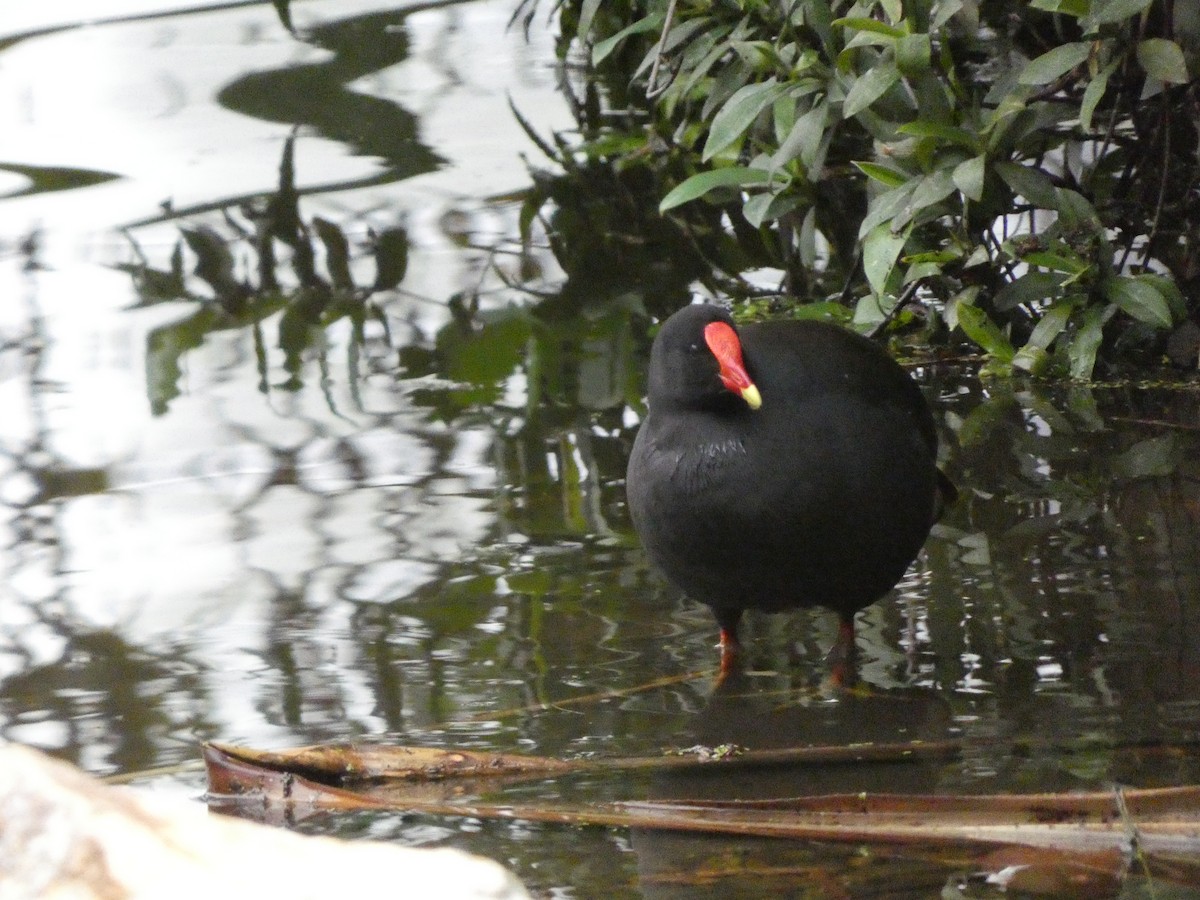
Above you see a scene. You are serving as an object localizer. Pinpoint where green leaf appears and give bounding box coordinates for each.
[956,303,1015,362]
[1020,250,1090,276]
[854,291,898,327]
[897,121,979,151]
[577,0,603,41]
[592,13,662,66]
[995,161,1057,207]
[1105,275,1175,328]
[895,34,932,78]
[1028,301,1074,349]
[1090,0,1154,26]
[702,61,758,122]
[1080,60,1119,132]
[1055,189,1101,228]
[661,17,713,55]
[1068,305,1111,379]
[671,25,738,99]
[1010,345,1052,375]
[1136,274,1187,320]
[994,271,1063,311]
[903,260,944,282]
[729,40,783,71]
[742,192,773,229]
[830,16,906,38]
[743,190,802,228]
[639,19,716,82]
[1019,43,1091,85]
[1031,0,1089,14]
[798,206,818,268]
[773,95,797,144]
[1012,303,1073,374]
[853,161,908,187]
[803,0,836,49]
[904,248,963,266]
[772,101,829,170]
[932,0,965,29]
[659,167,772,212]
[1137,39,1190,84]
[858,179,920,238]
[963,245,991,268]
[843,61,900,117]
[897,170,957,227]
[703,79,790,161]
[863,223,908,296]
[952,155,986,202]
[943,286,980,333]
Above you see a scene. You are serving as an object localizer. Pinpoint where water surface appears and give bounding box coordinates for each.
[2,3,1200,897]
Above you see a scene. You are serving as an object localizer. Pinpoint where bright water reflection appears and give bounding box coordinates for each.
[2,2,1200,897]
[1,0,576,763]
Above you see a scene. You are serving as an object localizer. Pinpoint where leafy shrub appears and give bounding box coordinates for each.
[533,0,1200,377]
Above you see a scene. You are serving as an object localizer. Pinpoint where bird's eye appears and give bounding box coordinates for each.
[687,342,701,353]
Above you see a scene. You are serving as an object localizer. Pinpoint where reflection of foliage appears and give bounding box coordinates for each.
[941,379,1199,578]
[0,629,216,772]
[932,379,1200,689]
[397,288,645,544]
[514,110,720,315]
[403,291,644,415]
[530,0,1200,377]
[224,4,442,177]
[0,163,121,201]
[271,0,294,35]
[900,379,1200,792]
[121,135,407,414]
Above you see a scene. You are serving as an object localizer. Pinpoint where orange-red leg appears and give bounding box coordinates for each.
[718,626,742,680]
[828,617,857,688]
[712,607,745,683]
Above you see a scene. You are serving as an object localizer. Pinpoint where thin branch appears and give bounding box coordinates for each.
[866,279,925,340]
[1142,93,1173,267]
[463,669,711,722]
[1106,415,1200,433]
[644,0,680,99]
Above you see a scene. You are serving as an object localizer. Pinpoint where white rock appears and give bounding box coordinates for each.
[0,744,530,900]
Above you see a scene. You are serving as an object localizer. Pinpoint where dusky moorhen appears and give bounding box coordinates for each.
[626,304,953,676]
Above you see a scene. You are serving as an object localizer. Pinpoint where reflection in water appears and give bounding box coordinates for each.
[126,133,411,412]
[642,677,953,809]
[3,2,1200,897]
[0,163,121,201]
[218,7,442,179]
[929,382,1200,790]
[631,681,952,899]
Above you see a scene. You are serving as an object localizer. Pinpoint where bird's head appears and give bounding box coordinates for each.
[647,305,762,411]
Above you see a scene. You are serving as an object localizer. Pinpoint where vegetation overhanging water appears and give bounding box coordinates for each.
[1,2,1200,896]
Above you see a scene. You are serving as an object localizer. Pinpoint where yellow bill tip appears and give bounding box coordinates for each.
[741,384,763,410]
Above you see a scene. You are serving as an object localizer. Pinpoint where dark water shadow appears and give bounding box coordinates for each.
[625,675,951,897]
[217,6,444,181]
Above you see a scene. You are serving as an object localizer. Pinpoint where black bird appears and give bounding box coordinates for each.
[626,304,953,677]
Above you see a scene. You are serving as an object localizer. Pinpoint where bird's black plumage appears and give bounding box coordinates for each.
[626,304,950,672]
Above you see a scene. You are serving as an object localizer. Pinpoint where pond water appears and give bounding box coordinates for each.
[3,2,1200,897]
